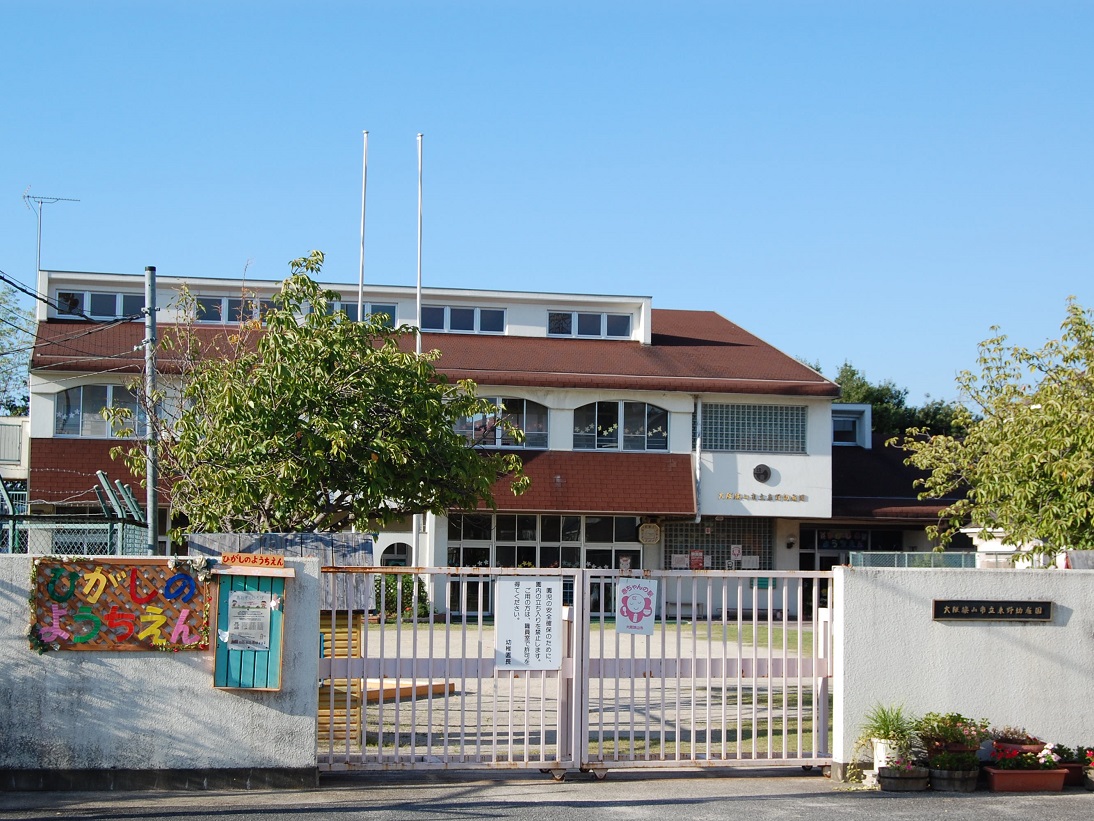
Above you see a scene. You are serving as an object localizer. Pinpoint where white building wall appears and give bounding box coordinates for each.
[833,566,1094,770]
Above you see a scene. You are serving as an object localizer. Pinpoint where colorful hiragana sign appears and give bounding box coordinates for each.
[29,558,211,652]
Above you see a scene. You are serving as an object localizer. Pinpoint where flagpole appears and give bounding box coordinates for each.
[413,132,424,567]
[357,130,369,321]
[416,132,423,356]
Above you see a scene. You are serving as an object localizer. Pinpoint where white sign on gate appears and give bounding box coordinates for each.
[616,578,658,635]
[495,578,563,670]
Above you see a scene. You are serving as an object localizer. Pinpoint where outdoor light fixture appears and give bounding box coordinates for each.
[786,536,796,550]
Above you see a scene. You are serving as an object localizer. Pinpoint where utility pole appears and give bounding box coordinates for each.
[144,266,159,554]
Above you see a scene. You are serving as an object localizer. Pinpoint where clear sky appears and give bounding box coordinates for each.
[3,1,1092,403]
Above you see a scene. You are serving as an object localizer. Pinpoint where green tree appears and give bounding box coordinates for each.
[893,299,1094,554]
[834,361,965,439]
[110,251,528,533]
[0,285,34,415]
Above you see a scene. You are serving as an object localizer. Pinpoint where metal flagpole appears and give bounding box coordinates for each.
[413,133,424,566]
[357,130,369,321]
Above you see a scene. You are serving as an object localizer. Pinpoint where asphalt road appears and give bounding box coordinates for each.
[2,769,1092,821]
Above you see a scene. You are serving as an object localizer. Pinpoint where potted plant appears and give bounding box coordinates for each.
[991,725,1044,754]
[857,703,917,774]
[928,750,980,792]
[1084,747,1094,791]
[1053,745,1087,787]
[877,754,930,792]
[914,712,991,754]
[985,741,1067,792]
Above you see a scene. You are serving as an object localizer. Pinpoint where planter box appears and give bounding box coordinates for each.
[984,767,1066,793]
[877,766,929,792]
[1062,762,1085,787]
[929,768,979,792]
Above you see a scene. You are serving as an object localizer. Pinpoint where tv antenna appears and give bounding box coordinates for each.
[23,187,80,275]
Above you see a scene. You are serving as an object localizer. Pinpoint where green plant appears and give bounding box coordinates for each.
[928,751,979,771]
[374,574,431,619]
[992,725,1040,745]
[860,703,916,744]
[990,742,1060,770]
[914,712,991,747]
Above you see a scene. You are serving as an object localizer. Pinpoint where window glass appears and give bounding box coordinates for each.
[595,401,619,449]
[462,514,493,541]
[606,314,631,337]
[421,306,445,330]
[495,545,517,567]
[227,298,249,323]
[562,516,582,541]
[496,515,516,541]
[259,299,277,321]
[55,388,82,435]
[500,398,523,447]
[370,304,396,327]
[577,313,602,336]
[585,516,614,542]
[121,294,145,316]
[90,293,117,317]
[623,402,648,451]
[523,401,548,448]
[448,513,463,540]
[541,516,561,543]
[833,417,858,443]
[58,292,84,315]
[450,307,475,331]
[548,312,572,335]
[196,297,222,322]
[614,517,639,542]
[480,309,504,333]
[646,405,669,450]
[517,515,537,541]
[80,385,109,437]
[573,403,597,449]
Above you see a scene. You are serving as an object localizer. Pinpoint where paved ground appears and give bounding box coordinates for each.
[1,768,1091,821]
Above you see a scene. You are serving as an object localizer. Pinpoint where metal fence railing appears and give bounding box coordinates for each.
[0,517,149,555]
[849,551,980,569]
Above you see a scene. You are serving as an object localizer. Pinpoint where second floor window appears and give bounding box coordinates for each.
[54,385,146,438]
[57,291,145,319]
[422,305,505,334]
[573,401,669,451]
[454,398,549,448]
[195,296,277,323]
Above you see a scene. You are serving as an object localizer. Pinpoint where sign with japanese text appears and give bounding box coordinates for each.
[225,589,273,650]
[616,578,658,636]
[220,553,285,569]
[30,558,210,652]
[933,600,1053,622]
[495,577,562,671]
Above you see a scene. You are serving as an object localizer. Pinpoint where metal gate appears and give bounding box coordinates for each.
[317,567,832,777]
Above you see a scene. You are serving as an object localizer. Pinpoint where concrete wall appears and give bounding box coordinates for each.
[0,556,319,782]
[833,566,1094,767]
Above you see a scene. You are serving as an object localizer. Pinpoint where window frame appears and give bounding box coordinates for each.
[547,310,632,339]
[455,397,549,449]
[54,384,147,438]
[56,290,145,320]
[573,401,669,451]
[420,305,506,334]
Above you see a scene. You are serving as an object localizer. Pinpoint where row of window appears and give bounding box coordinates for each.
[448,513,642,545]
[54,292,633,340]
[49,383,814,461]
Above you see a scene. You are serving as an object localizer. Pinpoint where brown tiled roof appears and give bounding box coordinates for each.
[832,434,962,521]
[31,310,838,396]
[483,451,696,515]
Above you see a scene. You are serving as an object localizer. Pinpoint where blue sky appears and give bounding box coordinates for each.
[3,1,1092,403]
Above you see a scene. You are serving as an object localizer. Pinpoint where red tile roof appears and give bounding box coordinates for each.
[31,309,838,396]
[484,451,696,515]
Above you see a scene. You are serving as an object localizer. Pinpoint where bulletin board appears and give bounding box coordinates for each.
[213,564,293,690]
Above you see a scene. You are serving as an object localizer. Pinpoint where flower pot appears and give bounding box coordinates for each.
[871,738,900,769]
[984,767,1066,792]
[1061,762,1085,787]
[1084,768,1094,791]
[929,768,979,792]
[877,766,930,791]
[993,741,1045,754]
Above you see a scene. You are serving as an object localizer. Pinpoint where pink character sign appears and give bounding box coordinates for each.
[615,579,658,635]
